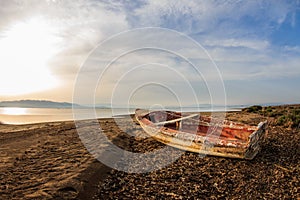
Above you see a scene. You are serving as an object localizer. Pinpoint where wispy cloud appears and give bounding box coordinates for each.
[203,39,270,51]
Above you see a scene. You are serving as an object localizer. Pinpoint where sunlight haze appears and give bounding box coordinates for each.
[0,0,299,106]
[0,17,59,95]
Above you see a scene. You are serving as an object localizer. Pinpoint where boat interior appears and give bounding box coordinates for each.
[144,111,256,141]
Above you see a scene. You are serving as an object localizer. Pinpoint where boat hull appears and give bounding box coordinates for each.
[135,109,267,160]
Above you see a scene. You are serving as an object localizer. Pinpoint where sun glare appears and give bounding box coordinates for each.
[0,17,60,96]
[1,107,28,115]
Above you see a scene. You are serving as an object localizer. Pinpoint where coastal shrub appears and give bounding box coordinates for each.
[266,107,273,113]
[275,108,300,128]
[292,109,300,116]
[291,113,300,128]
[269,110,284,117]
[277,115,287,126]
[243,105,263,113]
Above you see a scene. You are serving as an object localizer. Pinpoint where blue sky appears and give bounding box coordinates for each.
[0,0,299,106]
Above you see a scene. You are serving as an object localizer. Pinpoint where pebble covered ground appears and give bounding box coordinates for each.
[94,109,299,199]
[0,105,299,199]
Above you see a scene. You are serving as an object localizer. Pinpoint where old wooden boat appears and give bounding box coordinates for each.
[135,109,267,159]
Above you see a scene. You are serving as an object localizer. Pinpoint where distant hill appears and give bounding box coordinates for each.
[0,100,83,108]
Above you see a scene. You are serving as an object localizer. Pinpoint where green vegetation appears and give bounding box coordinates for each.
[276,112,300,128]
[290,109,300,128]
[268,110,284,117]
[277,115,287,126]
[265,107,273,113]
[274,108,300,128]
[244,105,300,128]
[242,105,263,113]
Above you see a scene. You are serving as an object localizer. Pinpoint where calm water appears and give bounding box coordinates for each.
[0,107,241,125]
[0,107,135,124]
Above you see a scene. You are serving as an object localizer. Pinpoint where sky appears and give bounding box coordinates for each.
[0,0,300,107]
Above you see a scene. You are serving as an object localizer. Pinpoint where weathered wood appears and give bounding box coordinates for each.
[154,114,199,125]
[135,109,268,160]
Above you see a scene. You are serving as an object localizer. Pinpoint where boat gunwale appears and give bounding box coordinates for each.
[135,109,268,160]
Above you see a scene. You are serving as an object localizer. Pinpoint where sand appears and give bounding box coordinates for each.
[0,106,299,199]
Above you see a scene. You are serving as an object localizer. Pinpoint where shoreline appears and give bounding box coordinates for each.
[1,103,300,125]
[0,106,245,125]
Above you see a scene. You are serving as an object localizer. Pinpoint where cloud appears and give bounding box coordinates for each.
[203,39,270,51]
[1,0,299,105]
[0,1,132,105]
[129,0,297,36]
[115,0,300,84]
[0,0,129,72]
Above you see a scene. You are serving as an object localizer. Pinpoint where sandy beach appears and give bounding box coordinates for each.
[0,105,299,199]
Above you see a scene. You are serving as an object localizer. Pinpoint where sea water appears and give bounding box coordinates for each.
[0,107,134,124]
[0,106,241,125]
